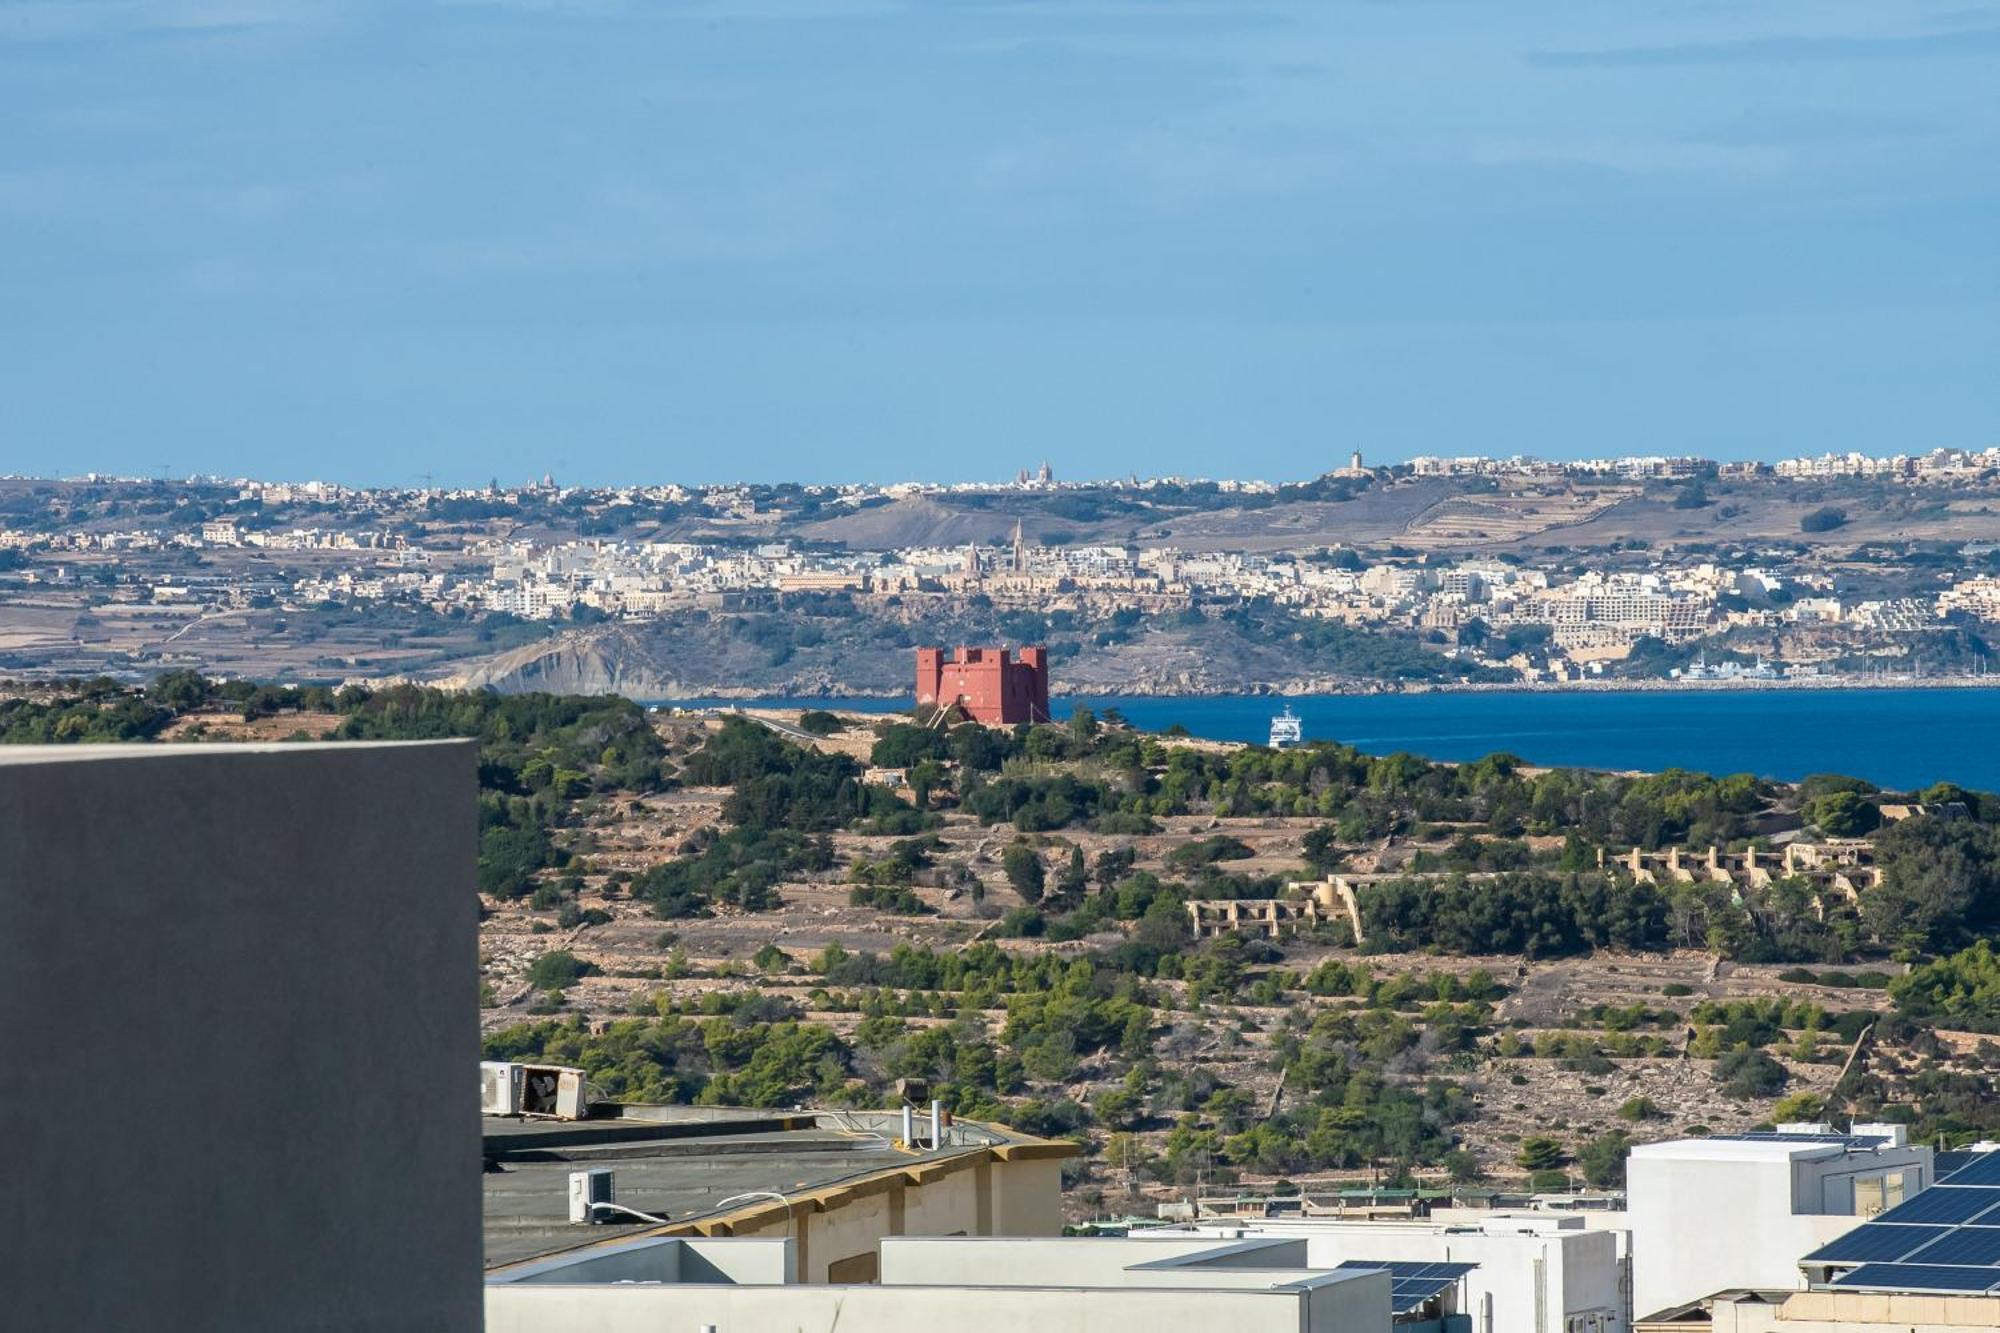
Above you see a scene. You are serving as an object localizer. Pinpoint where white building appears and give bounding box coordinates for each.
[1360,565,1430,601]
[486,1233,1396,1333]
[1533,573,1713,646]
[1628,1128,1934,1321]
[1173,1212,1628,1333]
[1939,576,2000,622]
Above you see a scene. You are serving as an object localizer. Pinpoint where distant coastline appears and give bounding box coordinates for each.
[660,673,2000,702]
[654,684,2000,788]
[1348,674,2000,697]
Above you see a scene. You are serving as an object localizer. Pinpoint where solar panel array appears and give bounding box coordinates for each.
[1707,1131,1885,1147]
[1805,1163,2000,1295]
[1831,1263,2000,1295]
[1334,1260,1479,1313]
[1936,1150,1982,1181]
[1945,1153,2000,1187]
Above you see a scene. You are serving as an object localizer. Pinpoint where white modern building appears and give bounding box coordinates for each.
[486,1234,1399,1333]
[1628,1128,1934,1320]
[1172,1213,1628,1333]
[1633,1149,2000,1331]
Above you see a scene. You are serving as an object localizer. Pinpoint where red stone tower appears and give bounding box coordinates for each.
[914,645,1050,724]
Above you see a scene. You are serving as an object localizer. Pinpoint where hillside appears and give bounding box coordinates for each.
[439,606,1495,699]
[10,676,2000,1215]
[694,475,2000,555]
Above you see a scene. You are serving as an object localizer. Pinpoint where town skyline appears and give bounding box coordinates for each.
[12,449,2000,701]
[16,437,2000,494]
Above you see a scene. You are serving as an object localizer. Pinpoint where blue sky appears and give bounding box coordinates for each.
[1,1,1996,487]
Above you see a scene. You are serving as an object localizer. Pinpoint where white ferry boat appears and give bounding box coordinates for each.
[1268,705,1304,748]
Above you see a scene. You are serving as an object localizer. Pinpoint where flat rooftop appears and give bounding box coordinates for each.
[1630,1133,1900,1163]
[0,740,465,763]
[482,1106,1069,1269]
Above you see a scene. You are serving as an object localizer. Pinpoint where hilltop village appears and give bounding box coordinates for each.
[8,448,2000,694]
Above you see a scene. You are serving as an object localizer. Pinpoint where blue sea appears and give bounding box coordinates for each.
[657,688,2000,792]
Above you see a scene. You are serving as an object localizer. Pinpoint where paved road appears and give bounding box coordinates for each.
[741,712,820,745]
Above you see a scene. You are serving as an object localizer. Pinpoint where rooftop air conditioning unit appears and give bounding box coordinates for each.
[1851,1122,1909,1147]
[481,1061,524,1116]
[521,1064,589,1120]
[569,1168,615,1224]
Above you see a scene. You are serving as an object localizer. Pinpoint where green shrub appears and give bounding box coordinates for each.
[1167,835,1255,869]
[1715,1045,1788,1098]
[849,884,932,915]
[1003,844,1045,903]
[1517,1136,1565,1171]
[527,950,593,989]
[1576,1131,1633,1188]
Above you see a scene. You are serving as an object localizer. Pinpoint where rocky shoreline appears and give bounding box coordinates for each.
[428,623,2000,702]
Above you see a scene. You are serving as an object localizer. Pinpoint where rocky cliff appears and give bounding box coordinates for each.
[429,610,1451,700]
[444,629,693,698]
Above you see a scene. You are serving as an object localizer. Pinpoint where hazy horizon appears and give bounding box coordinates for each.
[3,1,1996,489]
[6,442,1985,494]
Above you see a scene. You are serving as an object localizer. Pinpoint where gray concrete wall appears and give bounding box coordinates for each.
[1306,1270,1396,1333]
[0,742,481,1332]
[495,1236,795,1286]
